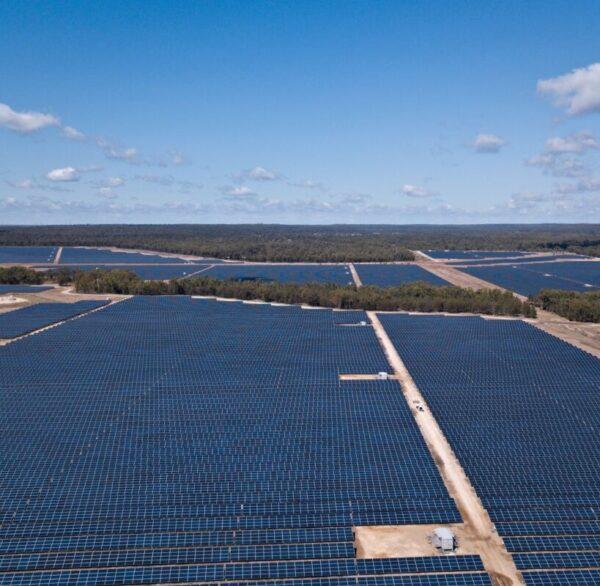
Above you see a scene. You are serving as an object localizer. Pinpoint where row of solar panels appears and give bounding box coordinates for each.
[0,299,471,584]
[457,261,600,295]
[0,301,108,339]
[379,314,600,580]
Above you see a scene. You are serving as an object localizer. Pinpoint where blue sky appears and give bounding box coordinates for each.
[1,0,600,224]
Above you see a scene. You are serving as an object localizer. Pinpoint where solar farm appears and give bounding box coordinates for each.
[354,265,449,287]
[0,244,600,584]
[456,262,600,296]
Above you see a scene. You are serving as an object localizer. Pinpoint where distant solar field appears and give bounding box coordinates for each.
[355,264,450,287]
[0,246,58,264]
[0,285,54,294]
[59,247,190,264]
[0,300,107,338]
[0,298,491,584]
[459,263,600,296]
[48,264,211,280]
[449,254,584,266]
[424,250,529,260]
[381,314,600,582]
[204,264,354,285]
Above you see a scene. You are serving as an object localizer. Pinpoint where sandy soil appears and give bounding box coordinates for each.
[349,263,363,287]
[418,261,512,293]
[366,311,523,585]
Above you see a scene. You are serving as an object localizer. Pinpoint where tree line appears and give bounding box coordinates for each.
[72,269,537,317]
[531,289,600,323]
[0,224,599,261]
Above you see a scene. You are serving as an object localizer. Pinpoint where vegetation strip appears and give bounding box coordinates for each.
[530,289,600,323]
[72,269,536,317]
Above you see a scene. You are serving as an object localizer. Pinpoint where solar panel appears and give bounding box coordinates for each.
[59,247,190,264]
[354,264,449,287]
[204,264,354,285]
[379,313,600,577]
[0,298,468,584]
[0,246,58,264]
[0,285,54,294]
[457,264,600,295]
[0,300,108,338]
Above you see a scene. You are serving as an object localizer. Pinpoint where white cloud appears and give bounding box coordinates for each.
[106,146,138,161]
[472,133,506,153]
[236,166,280,182]
[221,185,256,197]
[97,187,118,199]
[9,179,35,189]
[135,174,202,193]
[169,150,187,166]
[105,177,125,187]
[62,125,86,141]
[538,63,600,116]
[401,184,435,198]
[526,153,587,178]
[544,131,599,153]
[249,166,278,181]
[0,102,59,133]
[555,177,600,194]
[95,137,138,163]
[46,167,80,182]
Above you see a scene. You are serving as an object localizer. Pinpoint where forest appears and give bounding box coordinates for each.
[0,224,599,261]
[531,289,600,323]
[72,269,536,317]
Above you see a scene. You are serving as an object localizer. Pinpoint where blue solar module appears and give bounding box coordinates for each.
[0,567,492,586]
[522,261,600,288]
[0,285,54,294]
[457,264,600,295]
[47,264,210,280]
[505,535,600,552]
[449,254,584,266]
[0,246,57,264]
[515,552,600,570]
[355,264,450,287]
[523,570,600,584]
[59,247,190,264]
[0,297,465,583]
[204,264,354,285]
[424,250,528,260]
[379,313,600,576]
[0,300,108,339]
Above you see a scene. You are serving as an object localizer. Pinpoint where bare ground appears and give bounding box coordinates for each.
[348,263,363,287]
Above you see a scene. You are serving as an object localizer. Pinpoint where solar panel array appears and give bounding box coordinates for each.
[204,264,354,285]
[423,251,529,260]
[379,314,600,582]
[0,298,488,584]
[0,285,54,294]
[59,247,190,264]
[0,300,108,339]
[458,262,600,296]
[44,264,211,280]
[354,265,450,287]
[448,254,584,266]
[0,247,58,264]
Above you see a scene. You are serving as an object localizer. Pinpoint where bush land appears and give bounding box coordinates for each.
[72,269,537,317]
[531,289,600,323]
[1,224,599,261]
